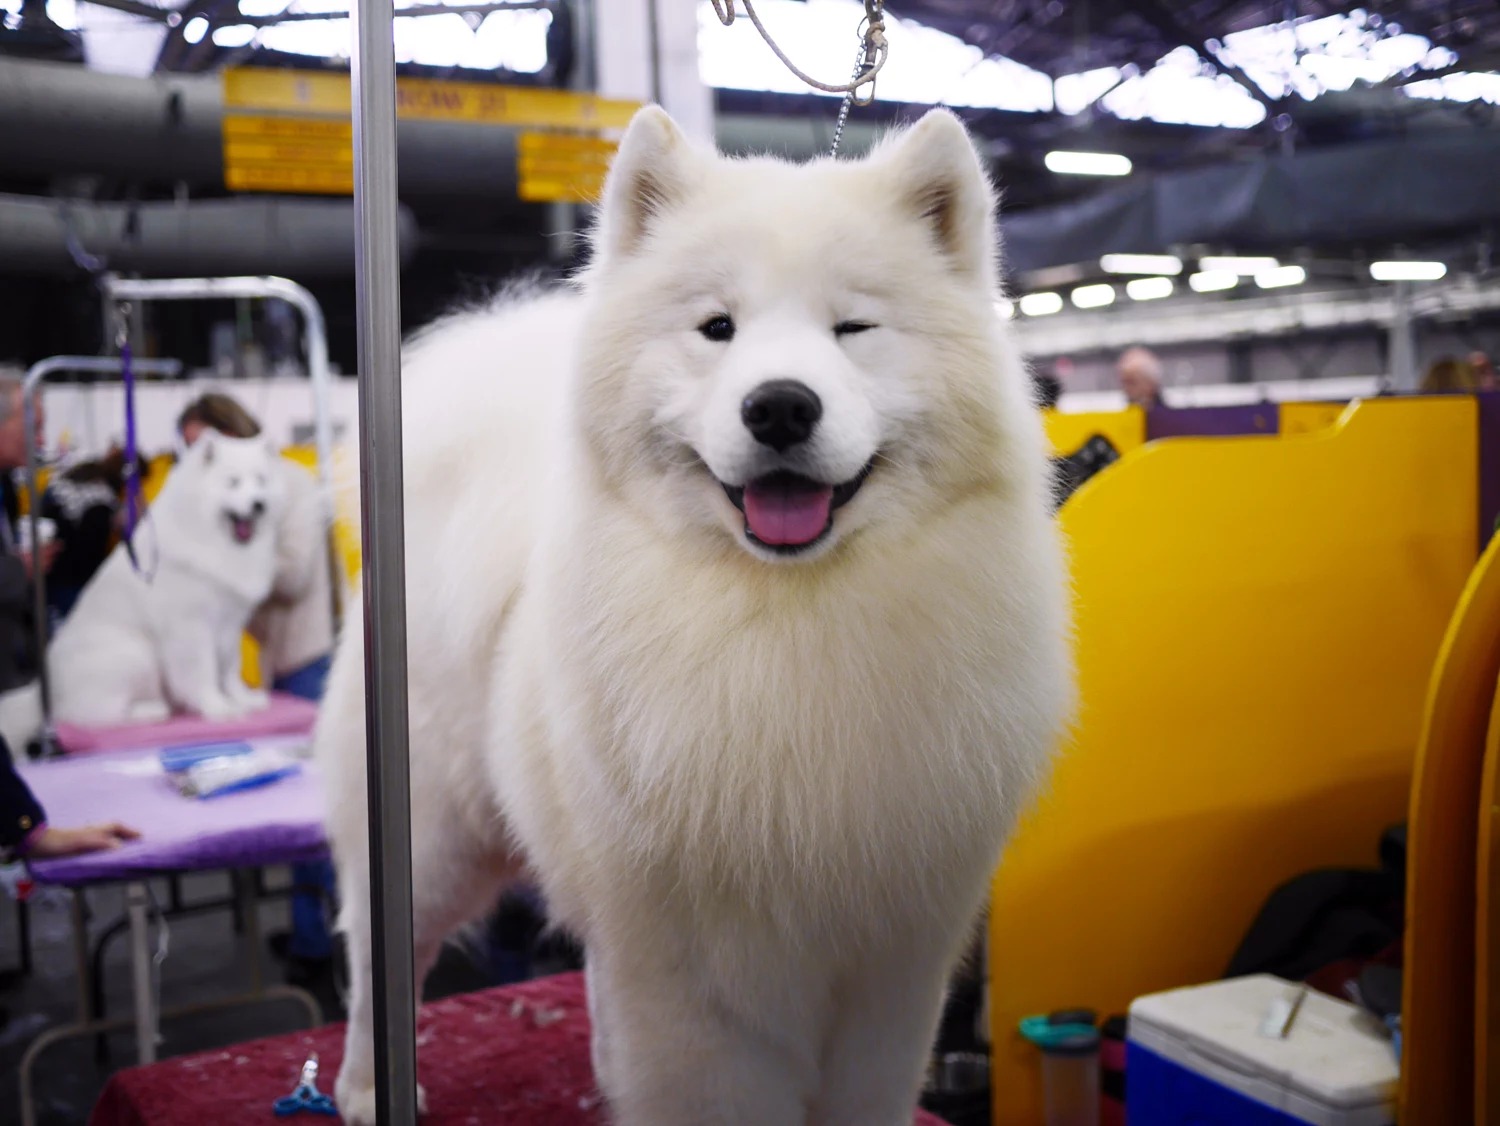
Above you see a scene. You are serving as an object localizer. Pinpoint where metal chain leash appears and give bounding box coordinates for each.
[707,0,889,157]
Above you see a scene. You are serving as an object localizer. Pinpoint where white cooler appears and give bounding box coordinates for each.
[1126,975,1397,1126]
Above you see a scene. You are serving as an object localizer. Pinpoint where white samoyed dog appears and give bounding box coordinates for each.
[318,106,1071,1126]
[0,433,281,749]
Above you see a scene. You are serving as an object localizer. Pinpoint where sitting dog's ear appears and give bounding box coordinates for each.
[872,109,999,289]
[594,106,701,262]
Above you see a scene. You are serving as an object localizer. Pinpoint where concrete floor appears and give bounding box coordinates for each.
[0,867,501,1126]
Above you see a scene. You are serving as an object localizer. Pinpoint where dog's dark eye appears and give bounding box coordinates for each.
[834,321,877,337]
[698,314,735,343]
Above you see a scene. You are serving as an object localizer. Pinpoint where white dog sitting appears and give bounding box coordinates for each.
[0,433,282,747]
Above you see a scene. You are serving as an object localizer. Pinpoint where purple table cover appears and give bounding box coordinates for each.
[20,741,329,887]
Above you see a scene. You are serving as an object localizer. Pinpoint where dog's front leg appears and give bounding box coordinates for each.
[218,627,269,712]
[585,936,819,1126]
[161,622,242,719]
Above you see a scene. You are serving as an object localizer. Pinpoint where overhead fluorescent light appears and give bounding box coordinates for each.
[183,15,209,42]
[1199,255,1280,275]
[1071,284,1117,309]
[1044,150,1133,176]
[1188,270,1239,293]
[995,300,1015,320]
[1126,277,1175,301]
[1255,265,1307,289]
[1101,253,1183,276]
[1018,292,1064,317]
[1369,260,1447,282]
[211,23,256,47]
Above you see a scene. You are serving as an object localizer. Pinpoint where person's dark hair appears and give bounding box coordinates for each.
[1032,370,1063,411]
[62,448,148,494]
[177,393,262,439]
[1420,357,1478,394]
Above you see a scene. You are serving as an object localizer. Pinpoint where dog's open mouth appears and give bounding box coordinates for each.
[721,462,873,553]
[227,513,258,544]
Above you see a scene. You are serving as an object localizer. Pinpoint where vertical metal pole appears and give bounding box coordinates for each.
[22,386,52,748]
[548,0,595,262]
[350,0,418,1122]
[126,882,157,1064]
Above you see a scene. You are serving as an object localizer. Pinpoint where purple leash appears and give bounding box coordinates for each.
[118,311,144,572]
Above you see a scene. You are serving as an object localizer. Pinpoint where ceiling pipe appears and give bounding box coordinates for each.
[0,58,879,199]
[0,192,418,276]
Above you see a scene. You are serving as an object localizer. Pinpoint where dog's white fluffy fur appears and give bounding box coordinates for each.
[0,433,281,749]
[318,107,1071,1125]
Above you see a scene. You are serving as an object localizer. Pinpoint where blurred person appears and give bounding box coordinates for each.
[2,729,138,861]
[1117,346,1165,409]
[1420,356,1478,394]
[0,379,56,692]
[1470,351,1497,392]
[40,447,148,623]
[176,392,337,975]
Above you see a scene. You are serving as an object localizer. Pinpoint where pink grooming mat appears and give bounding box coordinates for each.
[53,692,319,755]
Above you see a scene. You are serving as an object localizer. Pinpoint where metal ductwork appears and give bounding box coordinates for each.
[0,193,417,276]
[0,58,874,199]
[1015,282,1500,358]
[1002,128,1500,273]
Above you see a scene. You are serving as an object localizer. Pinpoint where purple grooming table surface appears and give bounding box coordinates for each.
[19,741,328,887]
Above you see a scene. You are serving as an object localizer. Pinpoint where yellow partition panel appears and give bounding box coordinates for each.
[1279,400,1351,436]
[1042,408,1145,458]
[1401,533,1500,1124]
[1475,667,1500,1126]
[989,397,1478,1125]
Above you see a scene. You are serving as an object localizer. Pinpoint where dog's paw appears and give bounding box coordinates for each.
[335,1073,427,1124]
[127,700,172,723]
[234,688,270,712]
[195,696,244,721]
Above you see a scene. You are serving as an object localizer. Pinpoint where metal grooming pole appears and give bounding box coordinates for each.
[99,275,345,634]
[21,355,183,757]
[350,0,419,1120]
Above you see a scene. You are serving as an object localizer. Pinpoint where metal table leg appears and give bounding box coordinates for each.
[125,881,157,1065]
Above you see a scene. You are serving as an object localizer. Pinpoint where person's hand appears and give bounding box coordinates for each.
[20,541,60,579]
[27,822,140,859]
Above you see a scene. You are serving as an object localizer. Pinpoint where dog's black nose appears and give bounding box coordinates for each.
[251,500,266,518]
[741,380,822,451]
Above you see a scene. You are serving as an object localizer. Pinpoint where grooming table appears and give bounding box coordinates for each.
[16,741,328,1126]
[90,972,952,1126]
[53,692,320,755]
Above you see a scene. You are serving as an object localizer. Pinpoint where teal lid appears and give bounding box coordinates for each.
[1019,1013,1100,1056]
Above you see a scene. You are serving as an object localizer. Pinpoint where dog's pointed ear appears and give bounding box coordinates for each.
[595,106,700,262]
[874,109,998,287]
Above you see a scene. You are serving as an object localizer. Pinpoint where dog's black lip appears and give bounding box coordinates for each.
[719,460,875,554]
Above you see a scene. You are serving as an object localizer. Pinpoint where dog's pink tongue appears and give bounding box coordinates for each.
[743,478,833,546]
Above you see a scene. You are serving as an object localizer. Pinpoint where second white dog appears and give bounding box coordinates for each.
[18,433,281,738]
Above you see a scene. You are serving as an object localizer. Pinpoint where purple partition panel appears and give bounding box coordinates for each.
[1477,392,1500,547]
[1145,404,1278,442]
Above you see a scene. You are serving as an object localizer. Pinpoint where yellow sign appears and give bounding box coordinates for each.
[221,70,636,198]
[223,114,354,195]
[223,68,639,129]
[516,130,616,203]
